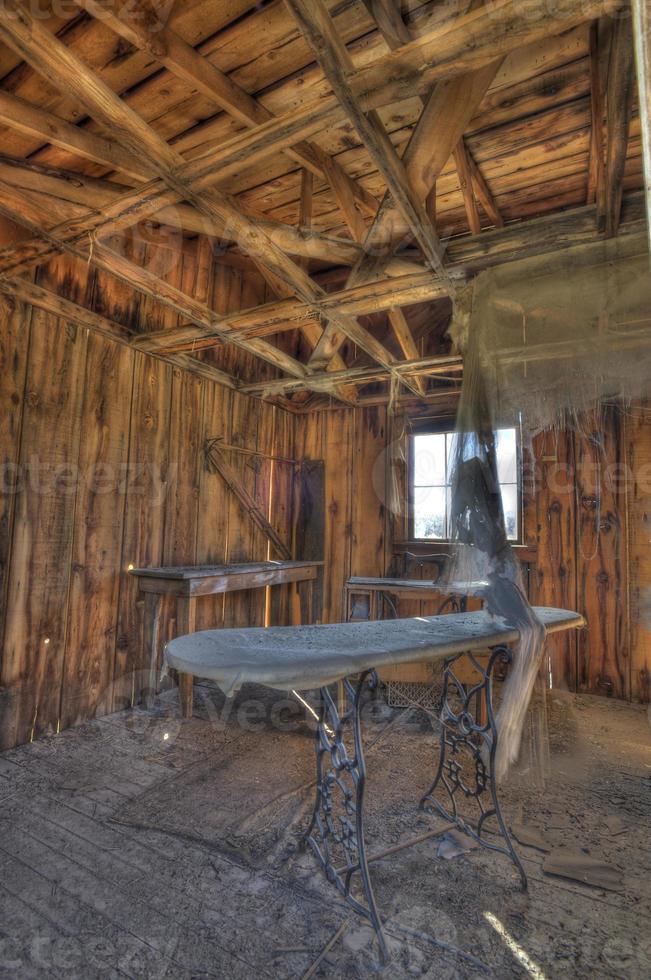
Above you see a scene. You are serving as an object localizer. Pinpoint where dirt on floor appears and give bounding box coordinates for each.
[0,683,649,979]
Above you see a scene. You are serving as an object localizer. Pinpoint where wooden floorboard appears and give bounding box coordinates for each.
[0,690,649,978]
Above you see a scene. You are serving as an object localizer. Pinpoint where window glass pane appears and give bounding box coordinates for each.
[496,428,517,483]
[500,483,518,540]
[413,433,446,485]
[412,428,520,541]
[414,485,446,539]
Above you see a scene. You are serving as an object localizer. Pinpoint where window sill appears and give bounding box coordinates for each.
[393,541,539,564]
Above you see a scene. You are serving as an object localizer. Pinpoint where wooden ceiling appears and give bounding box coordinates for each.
[0,0,645,410]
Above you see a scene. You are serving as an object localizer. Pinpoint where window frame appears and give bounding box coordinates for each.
[407,419,523,544]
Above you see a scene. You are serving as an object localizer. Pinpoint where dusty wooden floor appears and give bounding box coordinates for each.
[0,685,649,979]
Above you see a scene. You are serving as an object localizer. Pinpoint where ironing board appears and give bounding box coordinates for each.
[165,606,584,961]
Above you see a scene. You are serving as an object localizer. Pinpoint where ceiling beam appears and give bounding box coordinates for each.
[307,59,503,371]
[601,12,635,237]
[133,269,452,353]
[453,138,482,235]
[311,135,426,394]
[0,180,312,381]
[241,353,463,396]
[587,20,606,205]
[285,0,453,292]
[0,154,377,268]
[632,0,651,253]
[465,142,504,229]
[0,89,148,180]
[359,0,413,47]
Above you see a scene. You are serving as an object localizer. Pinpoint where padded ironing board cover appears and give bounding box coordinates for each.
[164,607,583,698]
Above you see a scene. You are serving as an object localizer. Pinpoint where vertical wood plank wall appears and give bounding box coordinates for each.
[302,403,651,705]
[0,245,295,751]
[1,246,650,751]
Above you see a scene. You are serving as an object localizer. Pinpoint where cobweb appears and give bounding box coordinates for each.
[444,234,651,780]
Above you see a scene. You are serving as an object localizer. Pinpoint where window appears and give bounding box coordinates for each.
[410,427,520,541]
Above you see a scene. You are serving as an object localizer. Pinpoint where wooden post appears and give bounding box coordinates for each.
[632,0,651,253]
[144,592,163,709]
[176,596,197,719]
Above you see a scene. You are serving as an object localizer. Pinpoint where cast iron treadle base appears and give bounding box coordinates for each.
[419,644,527,889]
[303,670,389,963]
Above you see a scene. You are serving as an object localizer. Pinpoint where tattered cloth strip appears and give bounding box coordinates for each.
[445,285,544,782]
[444,236,651,781]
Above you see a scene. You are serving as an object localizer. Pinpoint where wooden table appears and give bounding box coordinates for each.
[345,576,453,621]
[129,561,322,716]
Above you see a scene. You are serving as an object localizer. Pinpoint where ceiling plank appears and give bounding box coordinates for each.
[77,0,378,217]
[601,12,635,237]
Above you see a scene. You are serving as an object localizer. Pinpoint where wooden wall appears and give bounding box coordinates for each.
[0,245,295,751]
[1,240,650,752]
[303,402,651,704]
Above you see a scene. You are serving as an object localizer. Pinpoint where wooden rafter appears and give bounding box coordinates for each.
[359,0,413,47]
[134,271,452,353]
[241,354,463,396]
[285,0,453,292]
[0,89,147,180]
[358,0,488,390]
[453,139,482,235]
[587,20,606,205]
[306,60,504,372]
[0,180,312,380]
[600,12,635,237]
[0,155,380,269]
[465,144,504,229]
[632,0,651,253]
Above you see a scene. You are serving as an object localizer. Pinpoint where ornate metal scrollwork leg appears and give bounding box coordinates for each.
[303,670,389,963]
[420,645,527,889]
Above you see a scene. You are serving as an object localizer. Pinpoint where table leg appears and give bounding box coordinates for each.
[303,672,388,963]
[176,596,197,719]
[144,592,163,709]
[419,646,527,889]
